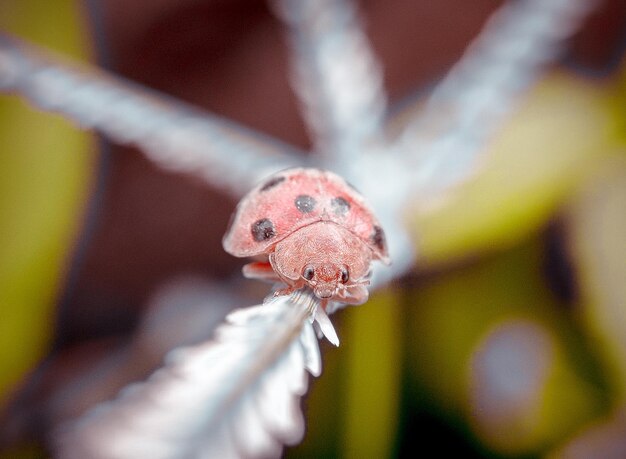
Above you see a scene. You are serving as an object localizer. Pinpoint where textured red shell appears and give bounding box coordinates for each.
[222,168,390,264]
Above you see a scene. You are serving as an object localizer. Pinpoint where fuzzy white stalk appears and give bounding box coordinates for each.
[52,290,331,459]
[0,34,304,197]
[347,0,599,283]
[394,0,599,198]
[272,0,387,172]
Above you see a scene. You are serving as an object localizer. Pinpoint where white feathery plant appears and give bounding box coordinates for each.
[0,0,597,457]
[53,290,330,459]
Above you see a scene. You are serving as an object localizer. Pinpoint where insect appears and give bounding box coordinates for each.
[223,168,390,307]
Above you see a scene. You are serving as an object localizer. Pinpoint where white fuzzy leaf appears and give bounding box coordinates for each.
[393,0,598,199]
[52,292,325,459]
[272,0,387,169]
[0,34,303,196]
[350,0,599,283]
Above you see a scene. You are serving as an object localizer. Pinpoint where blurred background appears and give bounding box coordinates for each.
[1,0,626,457]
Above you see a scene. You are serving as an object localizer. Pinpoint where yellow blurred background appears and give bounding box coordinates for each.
[0,0,94,409]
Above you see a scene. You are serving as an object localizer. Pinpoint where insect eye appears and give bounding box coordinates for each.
[340,267,349,283]
[302,266,315,281]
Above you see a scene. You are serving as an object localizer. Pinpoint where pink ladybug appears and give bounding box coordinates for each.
[223,168,390,307]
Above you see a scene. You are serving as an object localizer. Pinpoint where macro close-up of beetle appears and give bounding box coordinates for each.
[1,0,626,458]
[223,168,390,307]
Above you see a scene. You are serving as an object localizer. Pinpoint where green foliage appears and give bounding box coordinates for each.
[0,0,94,405]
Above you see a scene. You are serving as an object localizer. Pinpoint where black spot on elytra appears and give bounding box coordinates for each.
[295,195,316,213]
[371,225,386,251]
[331,196,351,215]
[251,218,276,241]
[260,175,285,192]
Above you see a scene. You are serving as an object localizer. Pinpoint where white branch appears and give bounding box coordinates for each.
[52,291,330,459]
[273,0,387,171]
[0,34,304,197]
[393,0,599,198]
